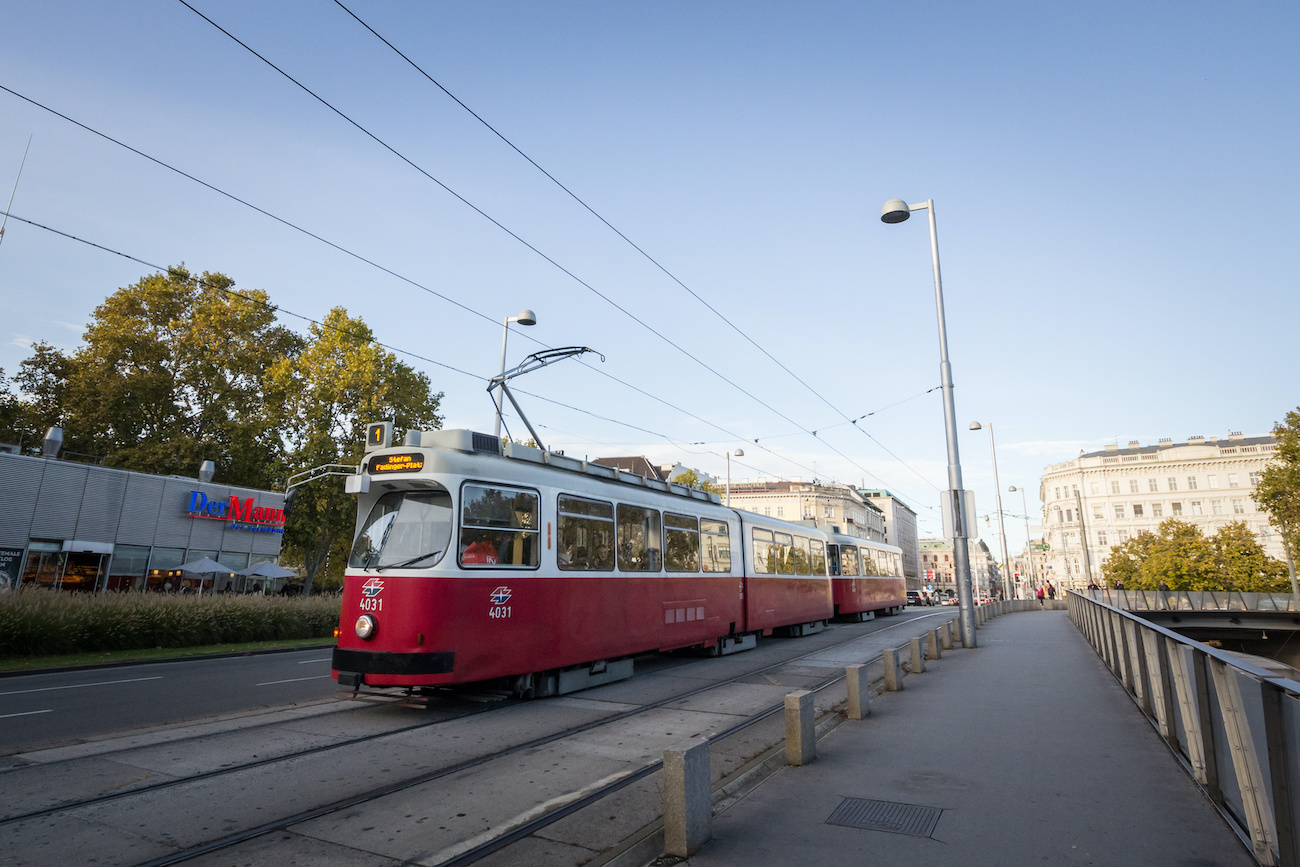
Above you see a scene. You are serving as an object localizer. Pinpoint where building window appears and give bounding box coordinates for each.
[1212,500,1223,515]
[1152,503,1163,517]
[1093,505,1104,519]
[824,505,834,517]
[1119,531,1130,543]
[1172,502,1183,516]
[1228,474,1239,488]
[1091,482,1100,495]
[1111,481,1121,495]
[1249,472,1261,487]
[1208,475,1219,489]
[1168,478,1178,491]
[1233,499,1245,514]
[1133,504,1144,517]
[1098,531,1108,546]
[1187,476,1198,491]
[1191,501,1203,516]
[776,506,784,517]
[1130,479,1140,493]
[1055,487,1061,500]
[1114,504,1125,519]
[1148,478,1158,492]
[764,507,771,516]
[1066,509,1073,522]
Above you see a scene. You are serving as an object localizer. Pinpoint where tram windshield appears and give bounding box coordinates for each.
[350,488,453,570]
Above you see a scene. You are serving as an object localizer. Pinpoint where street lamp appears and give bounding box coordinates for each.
[726,449,744,507]
[1008,485,1039,593]
[494,309,537,439]
[882,197,976,646]
[970,422,1013,600]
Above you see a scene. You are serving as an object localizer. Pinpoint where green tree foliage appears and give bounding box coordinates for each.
[1100,519,1287,591]
[669,468,720,495]
[1254,408,1300,570]
[270,307,443,595]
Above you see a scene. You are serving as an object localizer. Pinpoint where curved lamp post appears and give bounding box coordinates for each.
[970,421,1013,599]
[726,449,744,507]
[882,198,976,646]
[1008,485,1039,592]
[494,309,537,439]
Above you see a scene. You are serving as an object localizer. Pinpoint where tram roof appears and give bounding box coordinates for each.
[369,429,723,506]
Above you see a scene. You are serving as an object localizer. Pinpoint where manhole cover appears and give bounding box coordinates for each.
[826,797,942,838]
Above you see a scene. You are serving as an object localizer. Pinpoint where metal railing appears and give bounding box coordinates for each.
[1086,589,1300,613]
[1068,590,1300,866]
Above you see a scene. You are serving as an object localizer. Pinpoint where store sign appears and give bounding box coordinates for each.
[0,547,24,589]
[186,491,286,534]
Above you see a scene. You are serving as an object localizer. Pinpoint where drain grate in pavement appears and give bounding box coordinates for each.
[826,797,942,838]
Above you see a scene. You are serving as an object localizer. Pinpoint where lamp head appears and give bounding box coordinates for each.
[969,421,983,431]
[1008,485,1018,492]
[880,199,911,224]
[734,448,745,457]
[512,309,537,327]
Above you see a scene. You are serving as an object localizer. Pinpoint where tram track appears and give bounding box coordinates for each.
[97,610,947,867]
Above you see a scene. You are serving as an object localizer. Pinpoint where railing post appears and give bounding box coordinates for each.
[1262,681,1299,867]
[1191,650,1225,805]
[846,664,870,721]
[927,627,942,660]
[941,620,954,650]
[1168,639,1212,787]
[663,736,712,858]
[1152,630,1178,744]
[910,637,927,674]
[883,647,905,691]
[785,690,816,766]
[1208,658,1278,864]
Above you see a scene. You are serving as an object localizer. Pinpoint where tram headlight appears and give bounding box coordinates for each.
[355,614,377,641]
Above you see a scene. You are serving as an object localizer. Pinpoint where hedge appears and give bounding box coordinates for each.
[0,589,342,658]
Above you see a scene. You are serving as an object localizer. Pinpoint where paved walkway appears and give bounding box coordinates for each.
[683,608,1255,866]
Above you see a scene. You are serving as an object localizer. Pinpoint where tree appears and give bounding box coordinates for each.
[1254,407,1300,584]
[669,468,720,495]
[1211,521,1289,592]
[270,307,443,596]
[1101,530,1157,588]
[9,267,301,487]
[1099,519,1287,591]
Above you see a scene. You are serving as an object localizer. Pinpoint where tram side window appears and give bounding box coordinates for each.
[459,484,539,568]
[774,533,795,574]
[701,520,731,572]
[664,513,700,572]
[557,495,615,571]
[827,544,841,576]
[809,539,827,575]
[841,545,861,576]
[793,536,811,575]
[862,550,879,576]
[617,504,662,571]
[752,528,775,574]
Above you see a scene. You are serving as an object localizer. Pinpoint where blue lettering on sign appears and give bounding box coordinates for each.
[189,490,207,513]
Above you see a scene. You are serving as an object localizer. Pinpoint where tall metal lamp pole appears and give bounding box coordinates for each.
[882,198,976,647]
[970,422,1013,599]
[494,309,537,439]
[1008,485,1039,593]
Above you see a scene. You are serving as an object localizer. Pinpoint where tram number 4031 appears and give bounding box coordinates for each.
[360,597,383,612]
[488,605,512,619]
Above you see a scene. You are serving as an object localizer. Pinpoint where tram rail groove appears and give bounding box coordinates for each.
[119,611,949,867]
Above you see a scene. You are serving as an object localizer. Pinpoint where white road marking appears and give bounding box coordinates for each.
[297,657,332,664]
[255,675,334,687]
[0,675,163,697]
[0,709,53,720]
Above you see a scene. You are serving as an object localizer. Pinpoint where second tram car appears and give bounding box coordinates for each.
[331,428,899,702]
[824,527,907,620]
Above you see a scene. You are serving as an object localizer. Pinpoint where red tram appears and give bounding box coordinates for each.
[331,428,899,701]
[825,527,908,621]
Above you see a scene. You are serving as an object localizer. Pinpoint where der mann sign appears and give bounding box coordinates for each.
[186,491,286,534]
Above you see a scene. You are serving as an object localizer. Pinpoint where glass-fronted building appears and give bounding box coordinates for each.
[0,451,285,593]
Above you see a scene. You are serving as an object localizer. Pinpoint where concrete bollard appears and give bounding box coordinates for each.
[909,636,927,673]
[883,647,905,691]
[927,627,942,660]
[785,690,816,766]
[941,620,954,650]
[663,736,711,857]
[846,663,870,720]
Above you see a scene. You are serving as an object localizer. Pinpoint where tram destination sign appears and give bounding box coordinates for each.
[368,452,425,475]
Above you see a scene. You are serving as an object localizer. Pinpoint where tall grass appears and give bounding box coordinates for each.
[0,589,342,658]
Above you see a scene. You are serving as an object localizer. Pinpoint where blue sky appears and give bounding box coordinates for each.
[1,1,1296,555]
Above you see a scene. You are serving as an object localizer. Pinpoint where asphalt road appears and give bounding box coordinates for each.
[0,648,339,752]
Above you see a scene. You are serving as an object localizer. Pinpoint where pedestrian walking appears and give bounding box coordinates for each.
[1047,583,1057,600]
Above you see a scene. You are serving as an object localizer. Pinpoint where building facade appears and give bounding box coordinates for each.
[1038,432,1282,591]
[859,489,921,587]
[917,538,1000,599]
[0,451,285,593]
[727,479,886,542]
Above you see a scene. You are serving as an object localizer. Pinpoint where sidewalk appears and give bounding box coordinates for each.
[682,609,1255,866]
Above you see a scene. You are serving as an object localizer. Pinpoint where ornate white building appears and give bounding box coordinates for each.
[1038,432,1282,590]
[727,479,886,543]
